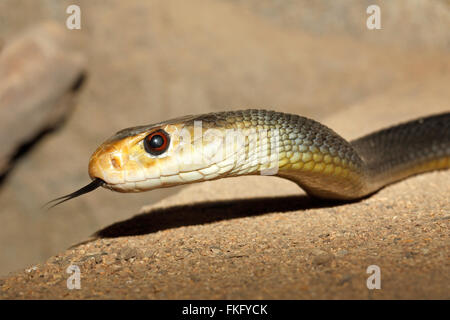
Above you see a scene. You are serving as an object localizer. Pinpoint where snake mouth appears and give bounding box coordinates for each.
[43,178,105,209]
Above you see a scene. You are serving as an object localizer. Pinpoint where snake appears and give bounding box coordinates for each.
[46,109,450,208]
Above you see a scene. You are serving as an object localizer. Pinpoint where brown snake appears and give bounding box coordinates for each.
[46,109,450,208]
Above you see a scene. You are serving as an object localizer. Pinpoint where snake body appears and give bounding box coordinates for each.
[83,109,449,201]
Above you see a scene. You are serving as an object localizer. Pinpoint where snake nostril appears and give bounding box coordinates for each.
[111,156,121,169]
[110,152,128,169]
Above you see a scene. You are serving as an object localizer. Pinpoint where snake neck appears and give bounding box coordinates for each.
[195,110,370,200]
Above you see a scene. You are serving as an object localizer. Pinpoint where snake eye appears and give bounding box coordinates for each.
[144,129,170,156]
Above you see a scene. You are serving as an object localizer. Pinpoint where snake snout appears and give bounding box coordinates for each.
[88,144,129,185]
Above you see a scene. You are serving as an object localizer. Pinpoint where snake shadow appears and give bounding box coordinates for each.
[93,195,349,239]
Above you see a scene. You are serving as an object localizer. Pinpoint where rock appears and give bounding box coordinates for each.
[0,21,85,176]
[312,252,335,266]
[311,249,328,256]
[336,250,349,257]
[118,247,139,261]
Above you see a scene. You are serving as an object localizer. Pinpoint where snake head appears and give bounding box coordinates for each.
[89,123,182,192]
[88,113,254,193]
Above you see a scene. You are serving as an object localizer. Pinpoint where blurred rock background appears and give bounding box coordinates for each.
[0,0,448,276]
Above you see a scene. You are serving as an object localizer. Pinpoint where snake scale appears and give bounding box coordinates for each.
[46,109,450,207]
